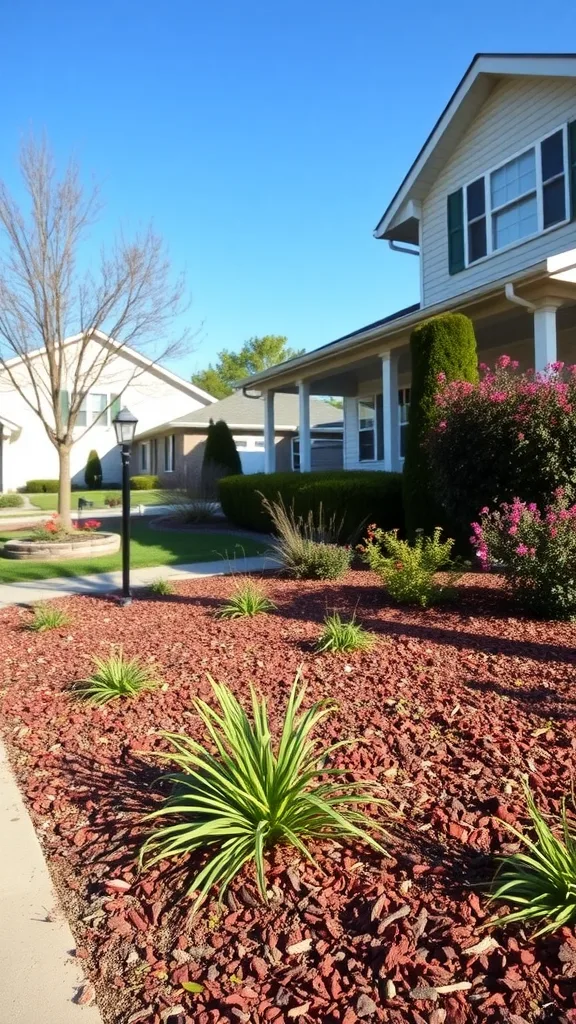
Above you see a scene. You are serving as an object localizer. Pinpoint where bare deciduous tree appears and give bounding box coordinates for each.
[0,137,190,527]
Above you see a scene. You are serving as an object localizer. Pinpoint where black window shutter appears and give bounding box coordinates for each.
[447,188,465,274]
[376,394,384,461]
[568,121,576,219]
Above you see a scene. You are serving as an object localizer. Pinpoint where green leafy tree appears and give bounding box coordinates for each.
[192,335,304,399]
[403,312,478,538]
[202,419,242,482]
[84,449,103,489]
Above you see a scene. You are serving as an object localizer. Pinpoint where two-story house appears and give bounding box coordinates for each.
[237,53,576,474]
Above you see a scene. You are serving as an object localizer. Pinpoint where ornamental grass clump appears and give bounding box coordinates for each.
[140,672,388,912]
[471,489,576,619]
[490,782,576,936]
[73,650,160,704]
[261,494,352,580]
[217,578,276,618]
[149,577,175,596]
[315,612,374,654]
[360,524,461,607]
[27,603,70,632]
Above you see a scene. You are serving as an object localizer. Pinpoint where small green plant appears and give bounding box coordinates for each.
[140,672,388,912]
[360,525,461,607]
[149,577,175,596]
[73,650,160,705]
[489,782,576,936]
[262,495,352,580]
[0,492,24,508]
[315,612,374,654]
[217,579,276,618]
[27,603,70,632]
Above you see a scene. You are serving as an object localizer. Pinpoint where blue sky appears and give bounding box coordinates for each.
[2,1,576,378]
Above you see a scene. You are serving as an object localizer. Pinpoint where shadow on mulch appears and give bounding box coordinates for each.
[464,676,576,720]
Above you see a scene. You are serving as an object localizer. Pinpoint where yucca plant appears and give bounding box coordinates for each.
[217,579,276,619]
[27,603,70,632]
[140,672,388,912]
[73,650,161,705]
[489,781,576,935]
[149,577,175,596]
[315,612,374,654]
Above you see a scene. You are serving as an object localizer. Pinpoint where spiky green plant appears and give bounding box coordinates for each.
[140,672,388,912]
[217,579,276,619]
[489,781,576,936]
[73,650,161,705]
[315,612,374,654]
[27,603,70,632]
[149,577,175,596]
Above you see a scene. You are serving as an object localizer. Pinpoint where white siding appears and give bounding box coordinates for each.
[422,75,576,307]
[0,339,210,492]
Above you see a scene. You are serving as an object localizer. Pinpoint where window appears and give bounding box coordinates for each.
[358,398,376,462]
[398,388,411,460]
[140,442,149,472]
[76,393,108,428]
[357,396,383,462]
[164,434,175,472]
[292,437,301,471]
[451,124,571,271]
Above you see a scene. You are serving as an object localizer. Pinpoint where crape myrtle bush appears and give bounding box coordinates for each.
[219,470,404,538]
[428,357,576,536]
[471,489,576,620]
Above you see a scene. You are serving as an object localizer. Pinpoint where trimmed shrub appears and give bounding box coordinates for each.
[428,359,576,539]
[403,312,478,537]
[219,470,403,538]
[25,479,60,493]
[360,524,461,607]
[0,493,24,507]
[130,475,160,490]
[84,449,103,489]
[203,419,242,481]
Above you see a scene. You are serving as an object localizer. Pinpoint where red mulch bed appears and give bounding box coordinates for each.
[1,570,576,1024]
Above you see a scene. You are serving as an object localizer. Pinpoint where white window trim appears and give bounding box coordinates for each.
[398,387,411,463]
[357,396,378,463]
[76,392,110,429]
[141,441,150,473]
[461,122,570,269]
[163,434,175,473]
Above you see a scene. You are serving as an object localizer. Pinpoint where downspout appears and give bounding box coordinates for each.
[504,282,536,312]
[388,240,420,257]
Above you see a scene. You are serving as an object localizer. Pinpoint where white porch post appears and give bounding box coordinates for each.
[263,390,276,473]
[381,350,399,472]
[297,379,311,473]
[533,304,559,371]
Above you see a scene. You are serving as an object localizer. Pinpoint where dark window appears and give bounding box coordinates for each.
[543,177,566,228]
[467,178,485,219]
[466,177,487,263]
[376,393,384,461]
[468,218,487,262]
[359,431,374,461]
[541,130,564,181]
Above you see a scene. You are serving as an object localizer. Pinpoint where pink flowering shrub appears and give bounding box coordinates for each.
[471,490,576,619]
[427,357,576,538]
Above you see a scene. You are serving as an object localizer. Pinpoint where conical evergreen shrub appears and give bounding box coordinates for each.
[403,312,478,537]
[202,419,242,486]
[85,449,103,489]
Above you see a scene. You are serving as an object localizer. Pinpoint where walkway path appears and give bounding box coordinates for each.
[0,554,276,607]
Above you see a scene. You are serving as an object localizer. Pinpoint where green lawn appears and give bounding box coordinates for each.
[0,518,267,583]
[29,489,166,511]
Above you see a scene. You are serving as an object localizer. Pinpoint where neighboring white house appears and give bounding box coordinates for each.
[236,53,576,473]
[0,332,214,492]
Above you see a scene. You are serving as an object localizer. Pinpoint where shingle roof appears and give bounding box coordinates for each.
[135,391,342,440]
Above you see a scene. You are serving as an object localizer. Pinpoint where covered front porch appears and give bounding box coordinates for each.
[254,258,576,474]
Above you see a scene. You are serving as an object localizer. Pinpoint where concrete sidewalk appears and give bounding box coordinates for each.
[0,554,277,607]
[0,742,102,1023]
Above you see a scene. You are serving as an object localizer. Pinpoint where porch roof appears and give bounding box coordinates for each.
[0,415,20,437]
[235,249,576,394]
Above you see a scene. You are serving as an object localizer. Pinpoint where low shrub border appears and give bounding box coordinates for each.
[24,478,60,493]
[219,470,404,537]
[130,474,160,490]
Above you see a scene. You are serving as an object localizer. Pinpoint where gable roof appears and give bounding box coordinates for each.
[375,53,576,244]
[0,330,215,406]
[135,391,342,440]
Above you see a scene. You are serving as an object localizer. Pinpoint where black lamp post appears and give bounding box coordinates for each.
[112,407,138,605]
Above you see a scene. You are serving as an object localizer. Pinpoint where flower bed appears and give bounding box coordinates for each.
[0,571,575,1024]
[3,530,120,560]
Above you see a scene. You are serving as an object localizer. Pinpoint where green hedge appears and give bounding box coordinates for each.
[219,470,404,538]
[0,493,24,507]
[129,475,160,490]
[25,479,60,493]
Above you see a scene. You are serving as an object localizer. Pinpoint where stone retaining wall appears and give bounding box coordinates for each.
[3,532,121,561]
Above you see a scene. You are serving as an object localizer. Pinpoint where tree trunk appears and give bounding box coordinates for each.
[57,445,72,530]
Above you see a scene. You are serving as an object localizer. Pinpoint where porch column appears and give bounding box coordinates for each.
[533,304,559,371]
[297,379,311,473]
[381,350,399,472]
[263,390,276,473]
